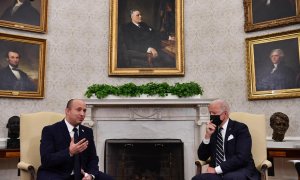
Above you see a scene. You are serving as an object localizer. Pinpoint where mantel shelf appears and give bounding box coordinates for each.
[83,98,215,107]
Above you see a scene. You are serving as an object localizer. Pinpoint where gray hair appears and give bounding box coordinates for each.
[210,99,230,113]
[130,9,140,17]
[269,49,284,58]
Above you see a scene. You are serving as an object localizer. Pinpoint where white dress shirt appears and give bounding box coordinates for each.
[203,118,229,174]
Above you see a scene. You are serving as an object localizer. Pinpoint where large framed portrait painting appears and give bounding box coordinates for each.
[0,0,47,33]
[109,0,184,76]
[244,0,300,32]
[246,29,300,100]
[0,33,46,98]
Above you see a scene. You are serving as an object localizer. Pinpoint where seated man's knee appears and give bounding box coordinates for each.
[192,174,222,180]
[223,171,247,180]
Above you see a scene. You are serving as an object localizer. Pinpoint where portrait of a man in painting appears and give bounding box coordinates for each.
[0,0,41,26]
[0,49,37,91]
[117,0,176,68]
[252,0,296,24]
[254,38,300,91]
[0,39,40,93]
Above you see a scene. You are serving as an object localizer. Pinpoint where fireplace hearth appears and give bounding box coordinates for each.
[105,139,184,180]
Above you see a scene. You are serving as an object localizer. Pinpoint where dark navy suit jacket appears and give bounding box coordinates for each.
[119,22,175,68]
[0,66,36,91]
[122,22,160,53]
[37,120,100,180]
[256,62,296,91]
[198,119,259,180]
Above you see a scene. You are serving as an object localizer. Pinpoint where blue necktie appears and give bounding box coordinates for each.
[73,128,81,180]
[216,127,224,166]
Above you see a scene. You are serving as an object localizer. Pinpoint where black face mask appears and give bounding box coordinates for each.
[210,115,222,127]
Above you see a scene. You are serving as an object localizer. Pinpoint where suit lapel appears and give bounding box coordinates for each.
[224,119,233,154]
[78,125,87,140]
[59,120,71,143]
[5,66,18,81]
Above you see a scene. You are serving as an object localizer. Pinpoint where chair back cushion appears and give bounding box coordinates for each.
[229,112,267,170]
[19,112,64,179]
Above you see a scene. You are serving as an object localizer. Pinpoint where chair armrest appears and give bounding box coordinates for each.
[17,161,35,180]
[195,160,207,166]
[259,159,272,171]
[195,160,208,174]
[258,160,272,180]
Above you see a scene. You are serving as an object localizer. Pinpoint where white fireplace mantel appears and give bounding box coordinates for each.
[83,98,214,124]
[84,98,214,106]
[82,98,214,179]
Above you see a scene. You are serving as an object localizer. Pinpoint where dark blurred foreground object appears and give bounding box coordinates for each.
[296,162,300,180]
[6,116,20,149]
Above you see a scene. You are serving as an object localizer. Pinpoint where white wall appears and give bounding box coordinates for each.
[0,0,299,179]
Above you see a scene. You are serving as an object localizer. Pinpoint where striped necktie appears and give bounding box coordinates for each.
[216,127,224,166]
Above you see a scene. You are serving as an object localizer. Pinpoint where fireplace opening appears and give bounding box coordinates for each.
[105,139,184,180]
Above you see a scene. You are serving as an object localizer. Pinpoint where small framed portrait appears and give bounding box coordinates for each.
[0,0,47,33]
[244,0,300,32]
[108,0,184,76]
[246,29,300,100]
[0,32,46,98]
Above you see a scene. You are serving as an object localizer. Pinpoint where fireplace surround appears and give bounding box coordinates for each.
[83,98,213,179]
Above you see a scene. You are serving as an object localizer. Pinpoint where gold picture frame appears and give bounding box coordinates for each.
[0,0,47,33]
[0,32,46,98]
[246,29,300,100]
[109,0,184,76]
[244,0,300,32]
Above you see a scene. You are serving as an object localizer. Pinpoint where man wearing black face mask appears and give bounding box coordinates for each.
[192,99,259,180]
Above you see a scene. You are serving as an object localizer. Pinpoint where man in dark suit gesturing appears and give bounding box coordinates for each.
[37,99,114,180]
[192,99,259,180]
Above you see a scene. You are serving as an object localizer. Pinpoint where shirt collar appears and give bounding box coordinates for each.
[132,22,140,27]
[9,65,16,70]
[64,119,79,133]
[221,118,229,132]
[15,1,23,7]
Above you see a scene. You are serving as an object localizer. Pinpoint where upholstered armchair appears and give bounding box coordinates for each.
[195,112,272,180]
[17,112,64,180]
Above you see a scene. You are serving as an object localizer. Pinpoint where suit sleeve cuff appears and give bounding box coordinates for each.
[215,166,223,174]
